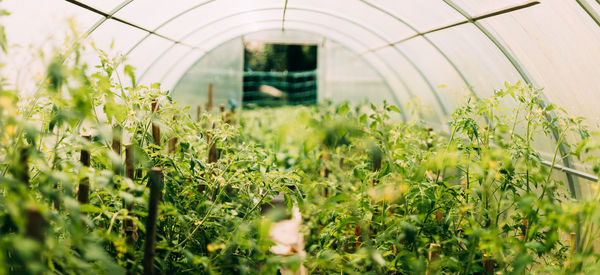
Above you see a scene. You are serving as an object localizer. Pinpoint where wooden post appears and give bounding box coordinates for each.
[151,100,160,146]
[25,205,46,264]
[426,243,441,275]
[124,145,138,274]
[568,231,577,269]
[570,232,577,253]
[220,104,225,122]
[339,148,346,169]
[320,152,329,197]
[112,125,122,154]
[429,243,441,261]
[482,253,494,275]
[25,206,45,243]
[168,115,178,154]
[205,83,213,112]
[125,145,135,181]
[208,123,218,164]
[197,105,202,121]
[78,135,91,204]
[18,147,30,185]
[113,126,122,179]
[143,167,163,275]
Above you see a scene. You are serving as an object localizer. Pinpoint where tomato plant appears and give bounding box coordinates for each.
[1,13,600,275]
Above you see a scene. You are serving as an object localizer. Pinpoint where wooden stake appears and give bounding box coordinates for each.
[125,145,135,180]
[151,100,160,146]
[208,123,218,164]
[78,135,91,205]
[482,253,495,275]
[112,126,122,179]
[429,243,441,261]
[143,167,163,275]
[25,206,45,243]
[205,83,213,112]
[426,243,441,275]
[18,147,30,185]
[112,125,122,154]
[168,116,178,154]
[197,105,202,121]
[220,104,226,122]
[569,231,577,269]
[124,144,138,274]
[570,232,577,253]
[320,152,329,197]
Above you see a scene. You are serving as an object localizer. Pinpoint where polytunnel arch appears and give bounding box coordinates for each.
[3,0,600,268]
[3,0,600,197]
[80,0,587,135]
[162,24,410,121]
[142,21,411,107]
[82,0,563,124]
[166,27,413,120]
[133,12,420,113]
[160,23,409,119]
[116,6,453,121]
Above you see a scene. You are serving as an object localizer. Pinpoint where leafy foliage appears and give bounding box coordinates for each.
[241,86,600,274]
[2,11,600,275]
[0,38,301,274]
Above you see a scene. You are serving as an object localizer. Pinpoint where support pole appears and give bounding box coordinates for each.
[168,116,178,154]
[205,83,213,112]
[151,100,160,146]
[143,167,163,275]
[18,147,30,185]
[77,135,91,205]
[25,207,45,243]
[208,123,218,164]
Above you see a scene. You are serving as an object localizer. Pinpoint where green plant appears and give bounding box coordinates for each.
[240,84,598,274]
[2,10,600,275]
[0,30,304,274]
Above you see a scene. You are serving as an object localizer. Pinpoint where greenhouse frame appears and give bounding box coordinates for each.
[1,0,600,274]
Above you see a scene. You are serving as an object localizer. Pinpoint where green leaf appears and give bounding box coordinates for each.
[338,102,349,115]
[80,204,103,214]
[359,113,367,124]
[124,64,136,88]
[387,105,402,114]
[0,25,6,53]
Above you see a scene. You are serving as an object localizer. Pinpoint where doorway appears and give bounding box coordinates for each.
[243,42,318,108]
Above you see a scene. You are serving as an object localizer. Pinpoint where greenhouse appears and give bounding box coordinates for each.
[1,0,600,274]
